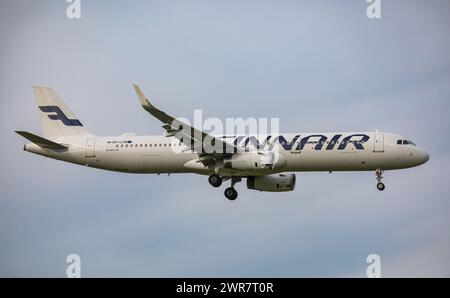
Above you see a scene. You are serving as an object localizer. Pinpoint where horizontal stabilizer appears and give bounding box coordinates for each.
[15,131,68,149]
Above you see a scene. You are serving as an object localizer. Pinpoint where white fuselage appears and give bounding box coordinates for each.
[23,131,429,176]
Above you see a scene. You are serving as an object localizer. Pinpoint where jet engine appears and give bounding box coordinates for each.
[247,173,296,192]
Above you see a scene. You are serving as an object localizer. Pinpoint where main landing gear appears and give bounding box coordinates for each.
[208,174,241,201]
[224,177,241,201]
[375,169,385,191]
[208,174,222,188]
[224,187,238,201]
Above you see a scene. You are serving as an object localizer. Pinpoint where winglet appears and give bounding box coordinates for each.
[131,84,241,155]
[132,84,154,111]
[132,84,175,125]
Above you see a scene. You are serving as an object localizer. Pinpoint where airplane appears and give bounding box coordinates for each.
[16,85,429,200]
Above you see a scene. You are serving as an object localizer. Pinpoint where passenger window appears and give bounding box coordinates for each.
[164,144,167,147]
[159,144,162,147]
[145,144,147,147]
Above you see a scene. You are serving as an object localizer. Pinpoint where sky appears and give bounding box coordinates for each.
[0,0,449,277]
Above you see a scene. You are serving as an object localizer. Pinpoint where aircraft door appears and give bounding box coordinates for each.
[85,138,96,157]
[373,133,384,153]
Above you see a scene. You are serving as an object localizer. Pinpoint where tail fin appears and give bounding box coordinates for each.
[33,86,92,139]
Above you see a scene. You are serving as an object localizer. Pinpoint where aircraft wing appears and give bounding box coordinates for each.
[133,84,241,158]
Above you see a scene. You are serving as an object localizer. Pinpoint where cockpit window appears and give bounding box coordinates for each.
[397,139,416,146]
[402,140,416,146]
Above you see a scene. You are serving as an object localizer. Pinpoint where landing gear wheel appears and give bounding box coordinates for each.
[376,182,385,191]
[375,169,385,191]
[208,174,222,188]
[224,187,238,201]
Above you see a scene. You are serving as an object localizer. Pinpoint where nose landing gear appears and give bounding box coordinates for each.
[375,169,385,191]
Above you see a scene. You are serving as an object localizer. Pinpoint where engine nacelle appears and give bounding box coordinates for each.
[223,152,274,171]
[247,173,296,192]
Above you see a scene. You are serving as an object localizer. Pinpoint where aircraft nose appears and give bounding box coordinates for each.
[423,151,430,163]
[417,150,430,165]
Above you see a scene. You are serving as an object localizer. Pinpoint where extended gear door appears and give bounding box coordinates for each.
[85,138,96,158]
[373,133,384,152]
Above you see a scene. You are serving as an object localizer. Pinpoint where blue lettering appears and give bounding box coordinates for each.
[297,135,328,150]
[337,134,369,150]
[326,134,342,150]
[270,135,300,151]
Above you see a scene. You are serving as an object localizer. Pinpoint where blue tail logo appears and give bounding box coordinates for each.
[39,106,83,126]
